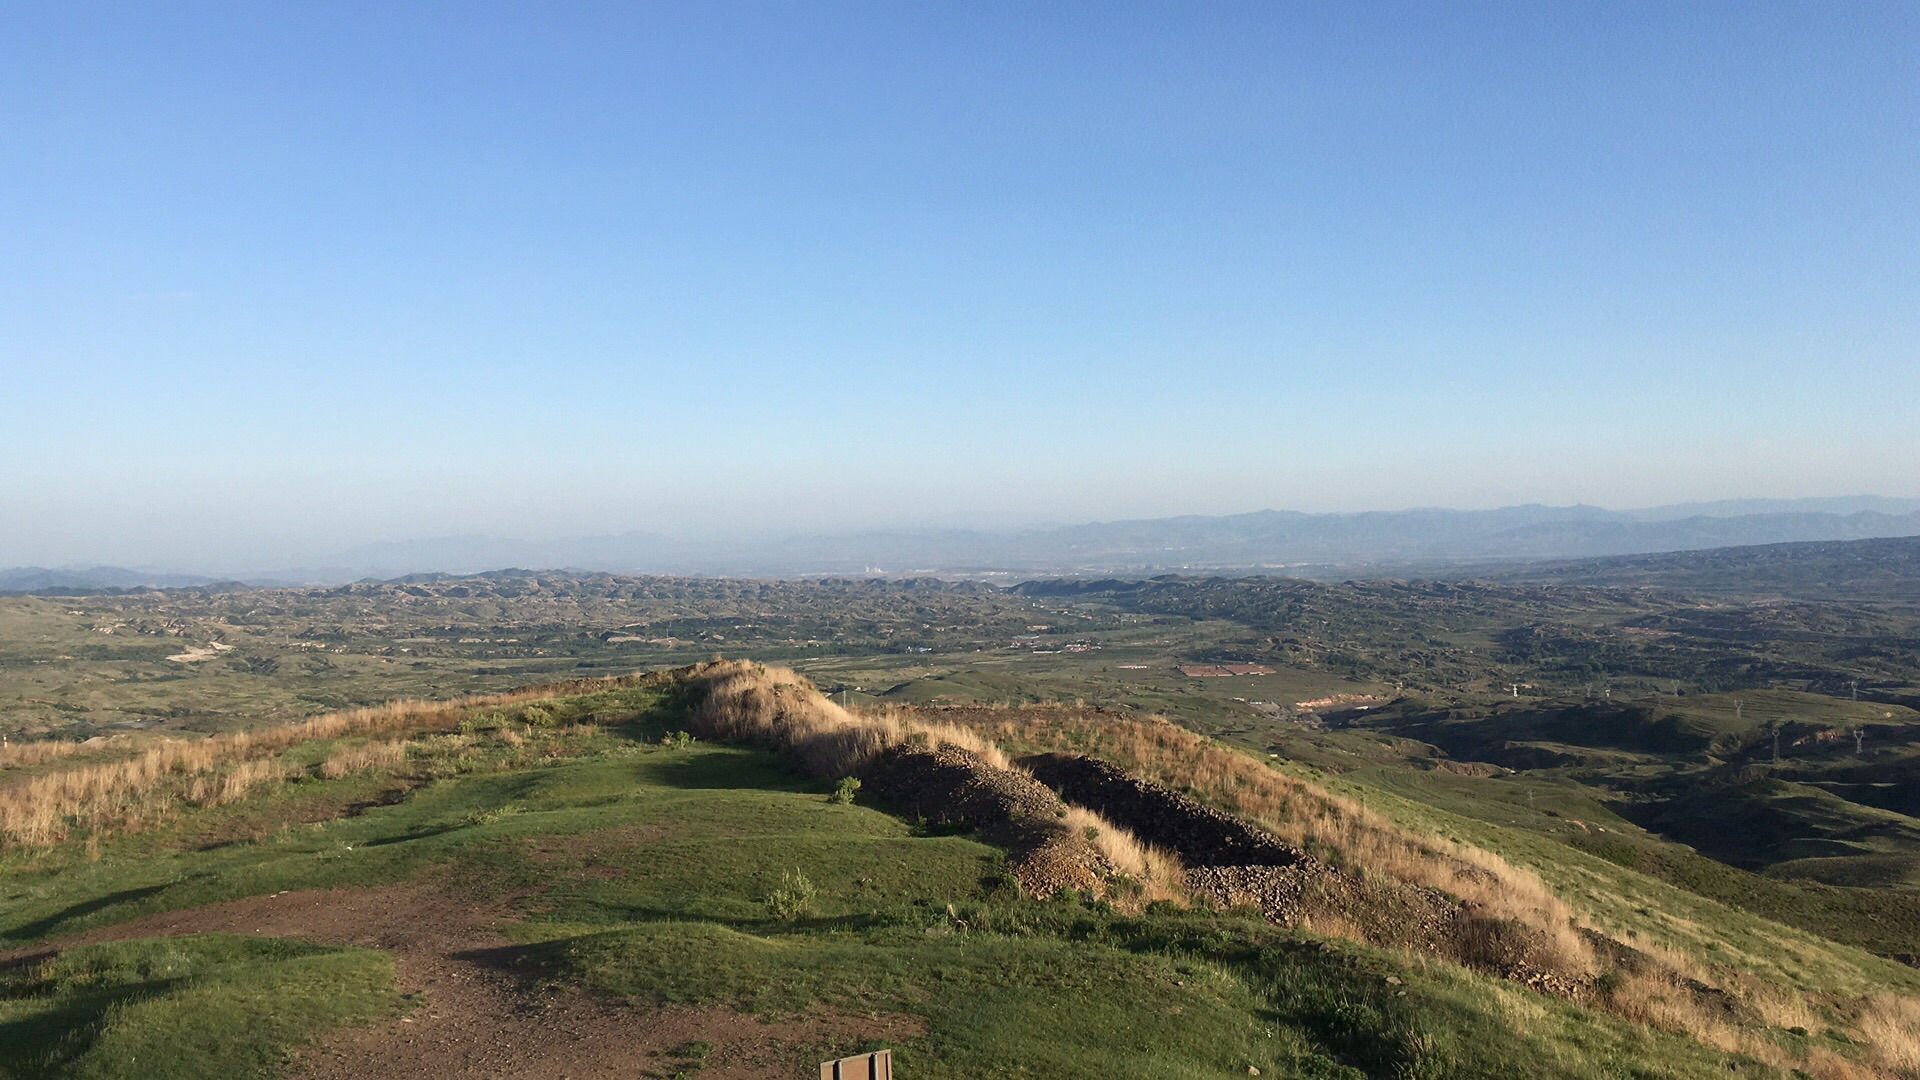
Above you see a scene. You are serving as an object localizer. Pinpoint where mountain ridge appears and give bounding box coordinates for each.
[287,499,1920,577]
[10,497,1919,585]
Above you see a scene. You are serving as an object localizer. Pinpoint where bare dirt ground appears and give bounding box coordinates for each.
[3,882,922,1079]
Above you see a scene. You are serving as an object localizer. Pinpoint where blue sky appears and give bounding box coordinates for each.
[4,2,1916,566]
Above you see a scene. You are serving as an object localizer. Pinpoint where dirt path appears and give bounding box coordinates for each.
[4,883,921,1079]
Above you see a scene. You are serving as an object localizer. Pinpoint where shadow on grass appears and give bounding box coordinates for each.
[0,980,179,1075]
[2,883,172,945]
[359,823,465,848]
[631,750,804,792]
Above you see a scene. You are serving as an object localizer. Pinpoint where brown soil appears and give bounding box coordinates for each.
[3,882,921,1079]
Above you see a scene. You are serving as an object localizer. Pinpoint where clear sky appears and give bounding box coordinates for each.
[5,2,1917,568]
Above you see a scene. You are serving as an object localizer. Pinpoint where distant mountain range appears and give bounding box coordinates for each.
[5,497,1918,588]
[0,566,226,593]
[1476,534,1920,598]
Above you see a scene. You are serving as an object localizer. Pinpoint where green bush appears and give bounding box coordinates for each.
[830,776,861,804]
[460,806,521,828]
[765,869,818,922]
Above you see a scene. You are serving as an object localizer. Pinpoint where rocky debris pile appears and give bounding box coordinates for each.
[864,744,1062,828]
[1184,863,1454,952]
[1023,753,1455,949]
[1023,751,1600,1002]
[1184,865,1317,924]
[1021,753,1308,868]
[859,743,1103,899]
[1508,966,1587,999]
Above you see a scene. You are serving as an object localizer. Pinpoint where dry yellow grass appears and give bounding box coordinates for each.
[319,739,409,779]
[933,702,1920,1079]
[185,758,293,807]
[1858,994,1920,1075]
[952,707,1594,973]
[0,671,651,848]
[1060,804,1187,901]
[0,737,102,769]
[1604,968,1913,1080]
[11,661,1913,1074]
[686,661,1011,773]
[1727,972,1824,1032]
[682,660,1183,904]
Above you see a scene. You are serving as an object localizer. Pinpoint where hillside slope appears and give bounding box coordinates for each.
[1,666,1916,1077]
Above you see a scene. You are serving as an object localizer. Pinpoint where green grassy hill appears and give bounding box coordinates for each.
[2,672,1876,1079]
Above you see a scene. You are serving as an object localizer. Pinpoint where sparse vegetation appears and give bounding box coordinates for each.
[934,700,1920,1078]
[764,869,819,922]
[3,536,1919,1076]
[0,673,659,848]
[683,660,1185,907]
[318,739,407,780]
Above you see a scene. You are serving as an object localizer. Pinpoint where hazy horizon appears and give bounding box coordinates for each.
[10,493,1920,575]
[8,4,1917,568]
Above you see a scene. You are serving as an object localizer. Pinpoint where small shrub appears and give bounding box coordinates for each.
[830,776,861,804]
[1594,968,1623,999]
[765,869,818,922]
[667,1040,713,1080]
[981,869,1021,899]
[461,806,521,828]
[521,705,556,729]
[659,730,695,748]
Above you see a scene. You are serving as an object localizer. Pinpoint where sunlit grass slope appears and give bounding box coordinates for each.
[0,668,1905,1078]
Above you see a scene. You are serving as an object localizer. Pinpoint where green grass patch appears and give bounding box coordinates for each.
[0,683,1872,1078]
[0,935,397,1079]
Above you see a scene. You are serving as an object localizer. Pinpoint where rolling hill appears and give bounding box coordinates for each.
[6,663,1918,1078]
